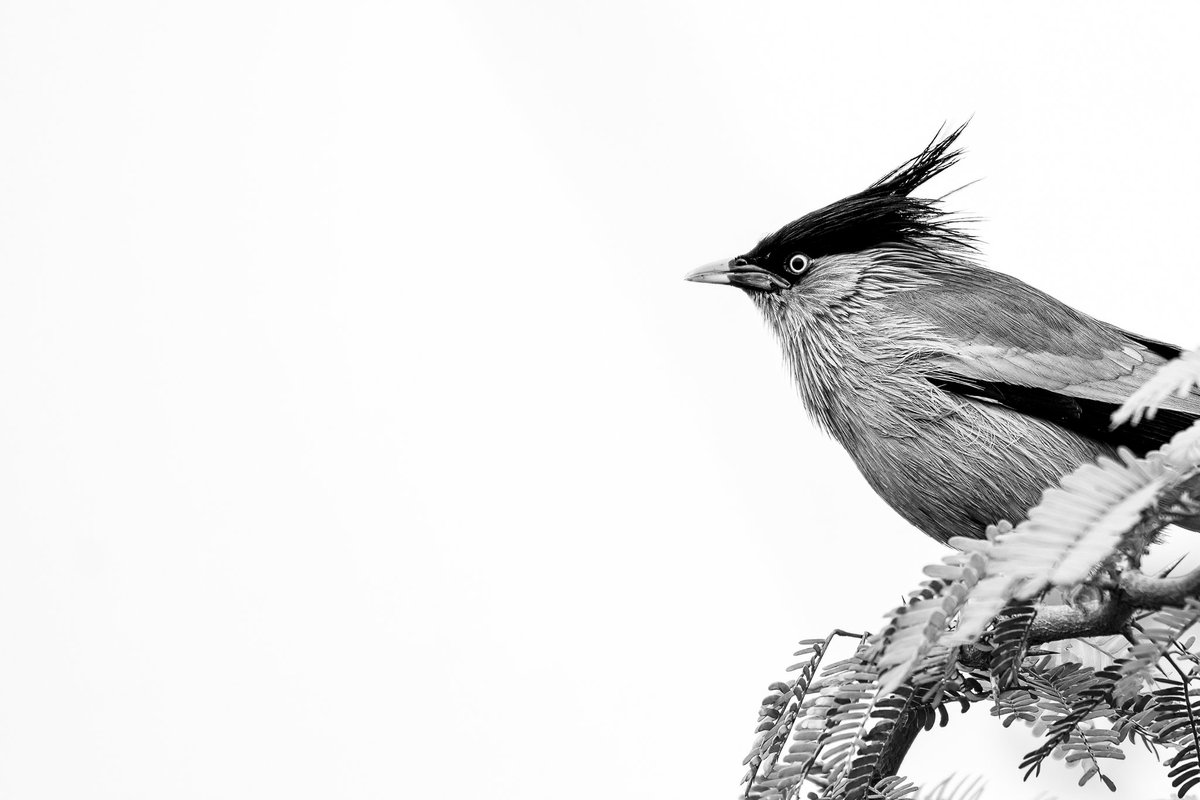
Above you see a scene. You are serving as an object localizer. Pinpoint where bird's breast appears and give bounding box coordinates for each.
[841,396,1113,543]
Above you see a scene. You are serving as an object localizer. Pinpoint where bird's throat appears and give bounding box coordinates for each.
[752,293,863,443]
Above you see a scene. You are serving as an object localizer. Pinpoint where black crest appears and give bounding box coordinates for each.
[744,123,974,265]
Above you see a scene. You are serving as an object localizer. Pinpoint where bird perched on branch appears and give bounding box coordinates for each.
[687,125,1200,544]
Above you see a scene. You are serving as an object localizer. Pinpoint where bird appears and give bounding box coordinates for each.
[686,124,1200,545]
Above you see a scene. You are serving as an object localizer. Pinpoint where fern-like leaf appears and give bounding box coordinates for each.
[1122,684,1200,748]
[839,685,918,800]
[1163,420,1200,473]
[869,775,920,799]
[811,660,880,788]
[993,687,1038,728]
[1018,662,1125,787]
[989,602,1038,691]
[915,774,986,800]
[743,638,829,792]
[1113,347,1200,427]
[1155,652,1200,798]
[1016,602,1200,786]
[1170,741,1200,798]
[762,650,876,795]
[874,551,987,695]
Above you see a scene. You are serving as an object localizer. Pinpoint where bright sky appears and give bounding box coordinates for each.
[2,2,1200,798]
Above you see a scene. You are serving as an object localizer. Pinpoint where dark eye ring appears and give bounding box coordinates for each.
[787,253,811,275]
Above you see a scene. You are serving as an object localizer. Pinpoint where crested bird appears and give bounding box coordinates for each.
[687,125,1200,544]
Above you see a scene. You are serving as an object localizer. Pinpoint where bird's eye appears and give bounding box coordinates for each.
[786,253,811,275]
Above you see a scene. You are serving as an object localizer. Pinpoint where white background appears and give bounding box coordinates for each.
[2,2,1199,798]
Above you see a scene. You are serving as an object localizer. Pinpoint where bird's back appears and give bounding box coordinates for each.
[889,265,1200,450]
[841,264,1200,542]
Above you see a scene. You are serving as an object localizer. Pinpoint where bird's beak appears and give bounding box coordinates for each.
[685,259,736,285]
[685,258,790,292]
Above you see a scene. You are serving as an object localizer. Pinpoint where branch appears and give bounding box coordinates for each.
[999,472,1200,650]
[869,702,926,784]
[1122,564,1200,608]
[953,565,1200,671]
[1026,597,1132,645]
[1029,565,1200,643]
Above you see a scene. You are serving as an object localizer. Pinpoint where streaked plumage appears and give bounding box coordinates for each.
[688,125,1200,544]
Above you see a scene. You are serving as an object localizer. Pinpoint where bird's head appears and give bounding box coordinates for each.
[686,124,975,318]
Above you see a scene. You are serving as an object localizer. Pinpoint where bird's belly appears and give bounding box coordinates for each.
[844,405,1114,545]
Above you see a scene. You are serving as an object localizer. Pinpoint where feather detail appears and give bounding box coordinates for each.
[879,265,1200,453]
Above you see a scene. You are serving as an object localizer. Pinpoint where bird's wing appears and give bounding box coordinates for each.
[892,276,1200,454]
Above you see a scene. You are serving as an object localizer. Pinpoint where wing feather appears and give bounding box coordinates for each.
[889,271,1200,453]
[932,341,1200,418]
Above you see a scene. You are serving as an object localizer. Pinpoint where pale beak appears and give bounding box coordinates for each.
[685,258,790,292]
[685,259,736,285]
